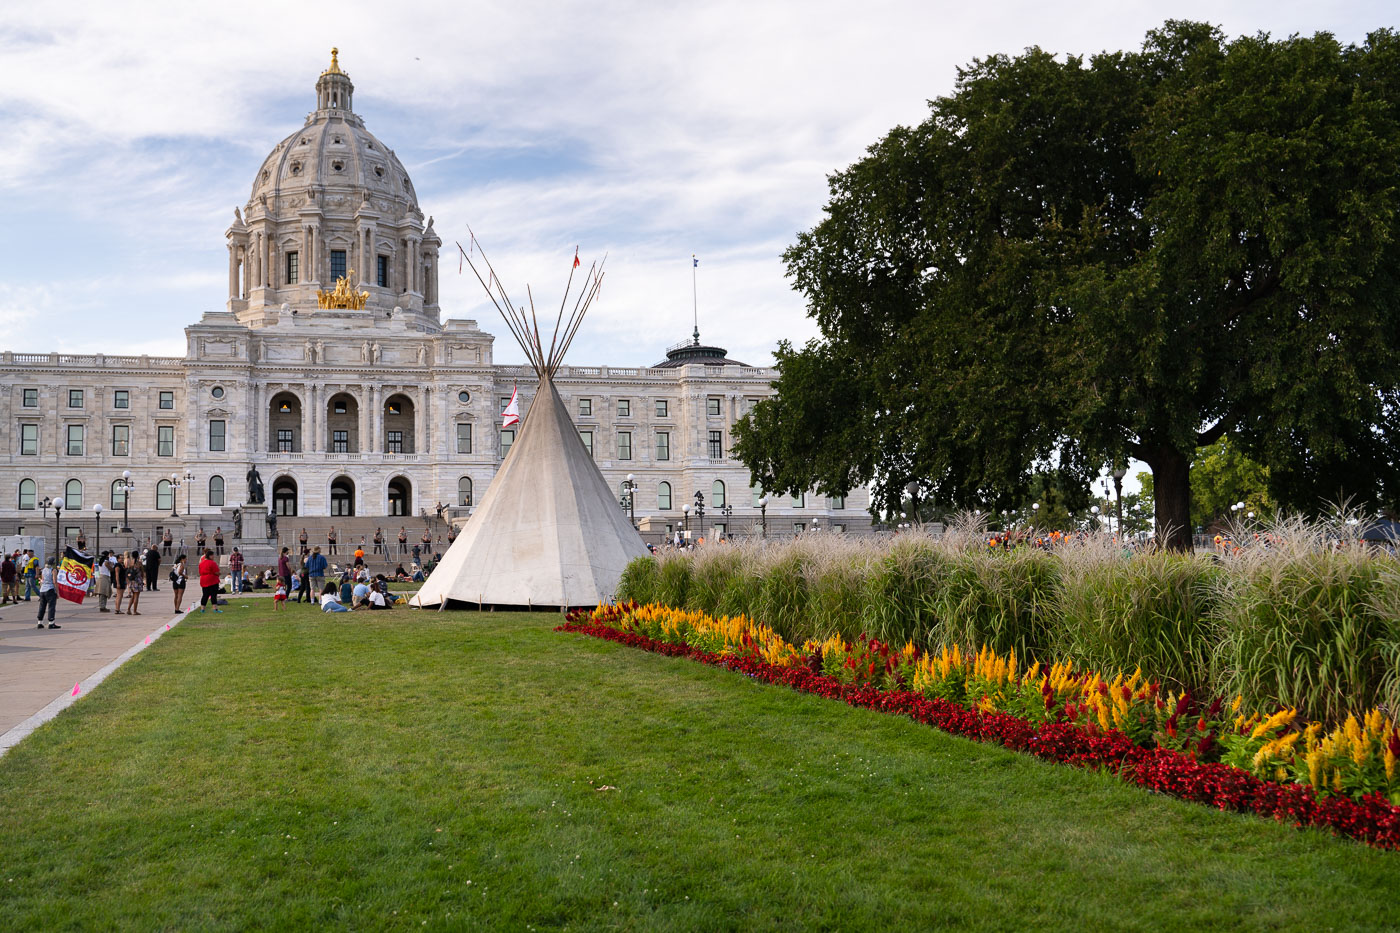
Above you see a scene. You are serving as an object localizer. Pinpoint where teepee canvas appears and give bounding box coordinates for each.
[412,236,649,609]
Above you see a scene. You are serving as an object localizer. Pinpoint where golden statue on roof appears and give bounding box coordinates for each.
[317,271,369,310]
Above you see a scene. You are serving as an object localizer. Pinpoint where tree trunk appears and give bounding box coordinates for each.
[1147,446,1193,552]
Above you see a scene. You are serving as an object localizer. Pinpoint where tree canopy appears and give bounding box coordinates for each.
[732,21,1400,548]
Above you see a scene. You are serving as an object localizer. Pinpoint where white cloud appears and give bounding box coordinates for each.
[1,0,1390,367]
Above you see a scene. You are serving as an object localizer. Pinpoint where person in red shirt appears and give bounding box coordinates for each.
[197,549,222,614]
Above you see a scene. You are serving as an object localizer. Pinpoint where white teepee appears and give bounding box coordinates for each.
[411,236,649,609]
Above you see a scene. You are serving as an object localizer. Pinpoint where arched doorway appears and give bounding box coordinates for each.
[383,394,416,453]
[326,393,359,453]
[269,392,303,452]
[273,476,299,516]
[330,476,356,516]
[388,476,412,517]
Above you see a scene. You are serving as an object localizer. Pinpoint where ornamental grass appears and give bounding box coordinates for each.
[620,514,1400,722]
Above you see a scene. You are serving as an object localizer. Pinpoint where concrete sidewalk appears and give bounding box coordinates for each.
[0,588,191,739]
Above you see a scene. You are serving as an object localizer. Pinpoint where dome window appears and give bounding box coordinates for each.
[332,160,344,172]
[290,162,302,175]
[333,136,343,144]
[374,166,384,177]
[300,137,308,145]
[261,169,270,182]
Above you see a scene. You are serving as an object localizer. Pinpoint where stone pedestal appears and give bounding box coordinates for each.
[225,504,278,570]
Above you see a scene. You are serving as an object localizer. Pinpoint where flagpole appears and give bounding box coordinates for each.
[691,254,699,344]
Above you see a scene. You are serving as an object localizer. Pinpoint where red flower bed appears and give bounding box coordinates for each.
[557,618,1400,850]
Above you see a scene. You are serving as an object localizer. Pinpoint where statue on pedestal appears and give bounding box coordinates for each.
[246,465,266,505]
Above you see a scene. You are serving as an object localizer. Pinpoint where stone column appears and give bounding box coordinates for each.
[357,384,369,455]
[228,244,239,298]
[262,230,271,288]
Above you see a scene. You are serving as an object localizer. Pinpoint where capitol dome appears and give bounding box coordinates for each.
[225,49,441,329]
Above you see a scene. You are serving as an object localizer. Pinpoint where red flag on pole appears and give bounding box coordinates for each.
[501,385,520,427]
[573,248,580,269]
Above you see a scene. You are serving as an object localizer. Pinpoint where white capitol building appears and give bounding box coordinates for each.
[0,51,870,551]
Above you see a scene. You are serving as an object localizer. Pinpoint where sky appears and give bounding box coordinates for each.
[0,1,1393,512]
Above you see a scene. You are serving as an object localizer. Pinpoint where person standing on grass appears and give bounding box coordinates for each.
[229,547,244,594]
[306,546,327,601]
[277,546,292,593]
[145,543,161,592]
[197,549,222,613]
[169,554,188,613]
[36,557,59,629]
[124,551,144,615]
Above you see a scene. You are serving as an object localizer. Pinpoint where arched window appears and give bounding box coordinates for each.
[711,480,726,508]
[111,480,127,509]
[18,478,36,510]
[209,475,225,507]
[457,476,473,507]
[156,479,173,512]
[658,481,672,511]
[65,479,83,509]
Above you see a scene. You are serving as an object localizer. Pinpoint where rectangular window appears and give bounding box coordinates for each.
[209,420,226,452]
[579,430,593,457]
[286,250,299,285]
[330,249,347,281]
[332,430,348,453]
[579,398,592,417]
[618,431,632,460]
[833,524,846,533]
[157,425,174,457]
[387,430,403,454]
[829,495,846,510]
[456,423,472,454]
[377,254,389,288]
[655,432,670,461]
[21,424,38,456]
[22,388,37,407]
[277,428,293,452]
[500,429,515,458]
[794,523,806,533]
[617,399,630,418]
[707,397,721,417]
[708,430,723,460]
[655,399,668,418]
[113,390,129,409]
[69,389,83,409]
[794,491,805,509]
[500,397,512,413]
[67,424,84,456]
[112,424,129,456]
[159,391,174,410]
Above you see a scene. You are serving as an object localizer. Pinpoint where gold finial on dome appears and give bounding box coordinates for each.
[323,47,344,76]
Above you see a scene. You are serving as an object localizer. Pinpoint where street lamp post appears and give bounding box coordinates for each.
[719,502,732,538]
[622,473,637,528]
[1090,505,1100,532]
[682,504,690,535]
[119,470,135,533]
[169,473,182,518]
[93,503,104,557]
[184,469,194,516]
[693,491,705,538]
[757,496,768,538]
[1112,466,1127,537]
[905,481,920,527]
[52,496,65,560]
[39,496,52,522]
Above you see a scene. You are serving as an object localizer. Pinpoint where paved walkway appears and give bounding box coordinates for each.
[0,588,195,752]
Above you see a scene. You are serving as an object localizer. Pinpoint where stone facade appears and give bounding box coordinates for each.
[0,52,871,547]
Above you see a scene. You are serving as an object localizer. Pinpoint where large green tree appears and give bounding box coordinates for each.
[733,22,1400,548]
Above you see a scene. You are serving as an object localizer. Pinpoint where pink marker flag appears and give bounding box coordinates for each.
[71,682,81,697]
[145,635,151,645]
[165,624,171,630]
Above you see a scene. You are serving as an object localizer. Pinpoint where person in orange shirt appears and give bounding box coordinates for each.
[353,546,365,568]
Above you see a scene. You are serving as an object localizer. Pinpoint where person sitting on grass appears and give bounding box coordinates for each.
[320,582,348,613]
[351,580,371,609]
[393,564,409,581]
[368,585,386,610]
[339,574,354,606]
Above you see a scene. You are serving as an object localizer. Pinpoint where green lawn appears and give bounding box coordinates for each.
[0,603,1394,931]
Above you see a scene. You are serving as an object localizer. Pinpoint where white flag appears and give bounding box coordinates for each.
[502,385,520,427]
